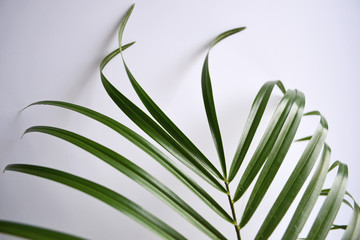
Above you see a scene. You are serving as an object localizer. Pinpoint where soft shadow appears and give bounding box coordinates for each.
[62,11,130,104]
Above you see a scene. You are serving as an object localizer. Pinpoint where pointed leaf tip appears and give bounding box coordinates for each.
[209,27,246,49]
[275,81,286,94]
[304,111,321,116]
[118,4,135,49]
[295,136,312,142]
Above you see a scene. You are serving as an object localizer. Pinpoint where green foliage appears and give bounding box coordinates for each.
[1,4,359,240]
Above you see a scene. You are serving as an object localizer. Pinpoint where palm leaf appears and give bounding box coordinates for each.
[2,4,358,240]
[26,100,232,223]
[282,143,331,239]
[321,190,360,239]
[100,43,226,193]
[240,90,305,227]
[255,113,328,239]
[320,189,353,209]
[228,80,285,182]
[306,162,348,239]
[0,220,84,240]
[233,89,296,201]
[201,27,246,177]
[342,201,360,240]
[116,5,223,181]
[320,190,360,239]
[4,164,186,240]
[23,126,227,240]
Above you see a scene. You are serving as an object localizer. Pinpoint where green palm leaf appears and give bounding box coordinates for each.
[4,164,186,240]
[24,126,226,240]
[228,80,285,182]
[342,201,360,240]
[100,43,226,194]
[240,90,305,227]
[2,4,358,240]
[101,67,226,193]
[26,100,232,223]
[282,143,331,239]
[116,5,223,181]
[307,162,348,239]
[255,113,328,239]
[201,27,246,178]
[0,220,84,240]
[319,190,360,239]
[233,89,296,202]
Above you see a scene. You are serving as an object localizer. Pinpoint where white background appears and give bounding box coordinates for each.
[0,0,359,239]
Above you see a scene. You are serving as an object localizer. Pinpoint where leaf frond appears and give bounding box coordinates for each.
[0,220,85,240]
[5,164,186,240]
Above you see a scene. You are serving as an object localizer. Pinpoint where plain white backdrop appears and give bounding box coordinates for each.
[0,0,359,239]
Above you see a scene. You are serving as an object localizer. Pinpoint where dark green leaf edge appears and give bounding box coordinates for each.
[23,126,226,240]
[0,220,85,240]
[4,164,186,240]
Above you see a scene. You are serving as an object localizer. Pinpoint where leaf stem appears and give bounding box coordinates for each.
[225,180,241,240]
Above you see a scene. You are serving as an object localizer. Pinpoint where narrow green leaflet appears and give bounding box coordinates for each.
[0,220,84,240]
[282,144,331,239]
[294,112,326,142]
[26,101,232,223]
[233,89,296,202]
[101,48,226,193]
[4,164,185,240]
[255,114,328,239]
[328,160,342,172]
[240,90,305,227]
[331,224,348,230]
[342,202,360,240]
[201,55,226,177]
[117,4,134,53]
[116,5,223,180]
[24,126,226,240]
[320,189,353,209]
[201,27,246,177]
[320,189,360,239]
[307,162,348,240]
[124,63,224,180]
[209,28,247,50]
[97,42,135,69]
[228,80,286,182]
[99,11,225,191]
[296,136,313,142]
